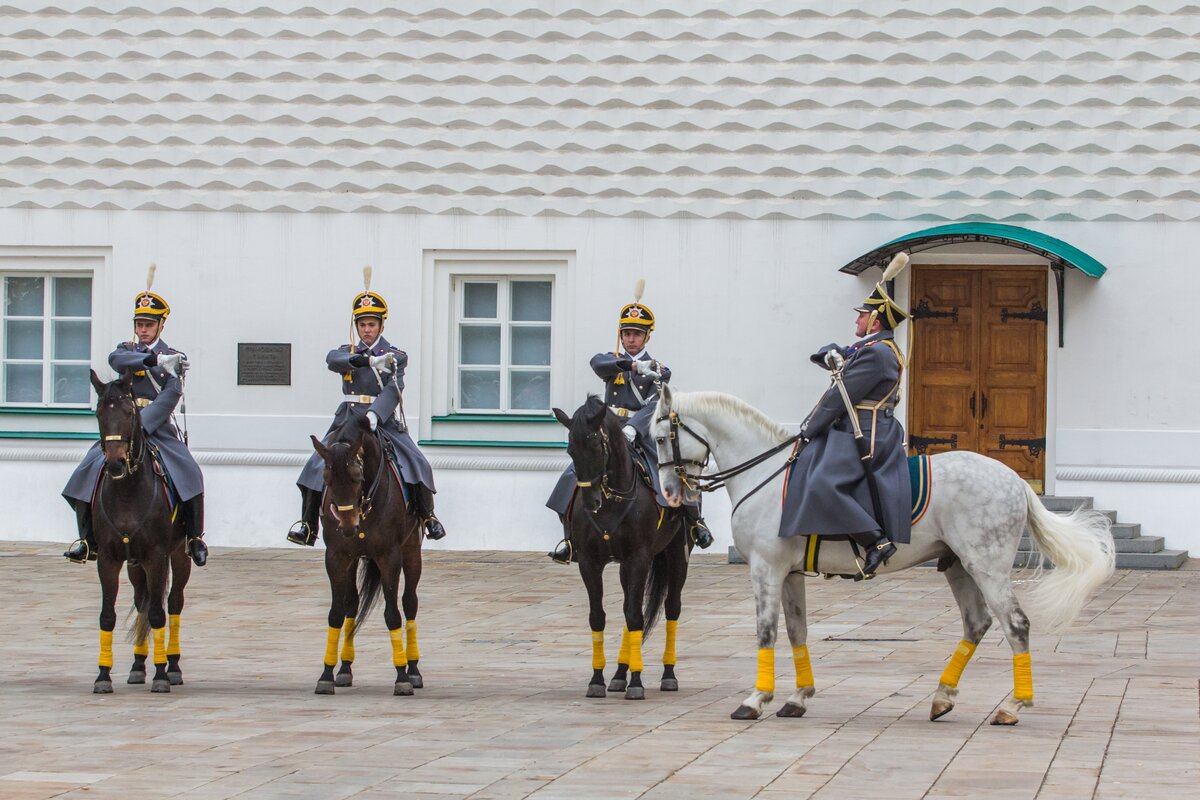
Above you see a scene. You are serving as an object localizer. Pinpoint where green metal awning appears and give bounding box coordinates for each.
[839,223,1107,278]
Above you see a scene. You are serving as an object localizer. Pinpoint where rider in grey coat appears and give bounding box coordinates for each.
[546,296,712,563]
[779,276,912,579]
[287,285,445,546]
[63,288,207,566]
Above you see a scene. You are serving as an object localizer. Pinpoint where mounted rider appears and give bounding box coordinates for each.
[779,253,913,579]
[288,267,446,546]
[63,266,208,567]
[546,282,713,563]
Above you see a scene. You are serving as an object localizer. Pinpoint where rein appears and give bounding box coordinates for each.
[657,410,806,515]
[93,414,155,559]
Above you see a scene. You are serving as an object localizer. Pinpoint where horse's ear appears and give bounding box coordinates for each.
[310,435,330,462]
[119,371,134,389]
[659,383,674,410]
[552,407,571,428]
[89,369,106,396]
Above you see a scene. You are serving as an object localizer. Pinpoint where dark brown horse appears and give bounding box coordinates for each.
[88,370,191,694]
[553,396,692,700]
[309,414,424,695]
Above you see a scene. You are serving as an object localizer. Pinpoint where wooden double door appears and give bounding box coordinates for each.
[907,266,1048,492]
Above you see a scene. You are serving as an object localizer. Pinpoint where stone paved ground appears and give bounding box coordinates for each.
[1,543,1196,800]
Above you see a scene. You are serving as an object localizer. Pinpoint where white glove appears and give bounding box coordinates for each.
[632,360,660,379]
[157,352,184,375]
[369,353,395,374]
[366,410,379,431]
[622,425,637,443]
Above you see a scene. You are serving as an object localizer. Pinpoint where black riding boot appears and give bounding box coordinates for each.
[64,500,96,563]
[682,505,714,549]
[287,488,321,546]
[180,495,208,567]
[851,530,896,580]
[412,486,446,540]
[548,515,574,564]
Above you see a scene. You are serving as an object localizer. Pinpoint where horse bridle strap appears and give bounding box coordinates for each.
[574,426,636,502]
[658,411,803,494]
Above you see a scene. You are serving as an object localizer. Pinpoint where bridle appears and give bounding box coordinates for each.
[324,434,391,537]
[573,423,637,503]
[656,409,806,514]
[98,390,144,480]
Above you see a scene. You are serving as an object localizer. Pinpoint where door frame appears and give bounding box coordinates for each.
[895,251,1059,495]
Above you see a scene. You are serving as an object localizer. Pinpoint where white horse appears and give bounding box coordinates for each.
[652,387,1115,725]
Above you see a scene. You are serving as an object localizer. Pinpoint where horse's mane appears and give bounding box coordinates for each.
[570,394,630,459]
[670,391,793,444]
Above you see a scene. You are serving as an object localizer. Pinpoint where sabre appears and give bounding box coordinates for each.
[824,350,888,540]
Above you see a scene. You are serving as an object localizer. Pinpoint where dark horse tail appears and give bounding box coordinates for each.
[642,548,670,638]
[355,558,384,625]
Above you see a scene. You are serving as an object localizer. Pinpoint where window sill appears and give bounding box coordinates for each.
[418,439,566,449]
[0,407,92,416]
[0,431,98,440]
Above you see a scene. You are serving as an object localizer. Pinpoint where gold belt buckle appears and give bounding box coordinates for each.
[135,397,151,408]
[609,406,632,418]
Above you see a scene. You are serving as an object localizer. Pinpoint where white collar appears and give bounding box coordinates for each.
[623,350,649,361]
[144,338,161,351]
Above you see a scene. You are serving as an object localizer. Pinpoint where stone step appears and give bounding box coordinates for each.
[1111,523,1141,540]
[1115,550,1190,570]
[1019,533,1163,553]
[1040,495,1094,512]
[1014,549,1190,570]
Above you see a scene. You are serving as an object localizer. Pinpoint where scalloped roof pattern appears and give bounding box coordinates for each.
[0,1,1195,220]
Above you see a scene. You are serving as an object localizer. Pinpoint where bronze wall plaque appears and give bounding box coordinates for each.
[237,343,291,386]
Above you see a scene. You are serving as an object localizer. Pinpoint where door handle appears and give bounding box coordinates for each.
[980,393,987,419]
[969,391,976,418]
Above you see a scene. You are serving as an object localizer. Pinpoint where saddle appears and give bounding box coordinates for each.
[147,443,181,522]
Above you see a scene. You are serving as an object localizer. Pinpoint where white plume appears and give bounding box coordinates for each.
[880,251,910,283]
[633,278,645,303]
[363,265,372,292]
[145,262,157,291]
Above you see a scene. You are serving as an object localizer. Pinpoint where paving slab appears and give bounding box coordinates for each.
[0,543,1196,799]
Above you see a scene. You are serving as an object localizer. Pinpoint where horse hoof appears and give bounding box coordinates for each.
[151,679,171,693]
[394,681,414,696]
[93,680,113,694]
[407,673,424,690]
[334,673,353,687]
[127,671,146,685]
[731,705,760,720]
[586,684,607,698]
[315,681,335,695]
[776,702,807,718]
[624,686,645,701]
[991,709,1020,726]
[167,672,183,686]
[660,678,679,692]
[607,679,627,692]
[930,700,954,721]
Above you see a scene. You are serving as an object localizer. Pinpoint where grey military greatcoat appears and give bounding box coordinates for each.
[546,350,673,514]
[63,340,204,504]
[297,337,435,494]
[779,330,912,544]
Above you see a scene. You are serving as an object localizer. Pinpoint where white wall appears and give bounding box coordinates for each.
[0,208,1196,555]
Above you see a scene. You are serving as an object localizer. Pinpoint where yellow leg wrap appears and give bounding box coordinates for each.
[591,630,606,670]
[618,626,631,666]
[792,645,814,688]
[663,619,678,667]
[152,626,167,665]
[339,617,356,663]
[756,647,775,693]
[323,626,340,667]
[406,619,420,662]
[99,629,114,668]
[167,614,182,657]
[389,627,408,668]
[939,639,977,688]
[133,636,149,658]
[628,629,644,673]
[1013,652,1034,702]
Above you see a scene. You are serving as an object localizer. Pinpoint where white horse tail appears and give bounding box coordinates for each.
[1020,482,1116,633]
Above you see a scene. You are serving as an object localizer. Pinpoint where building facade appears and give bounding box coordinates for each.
[1,1,1196,558]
